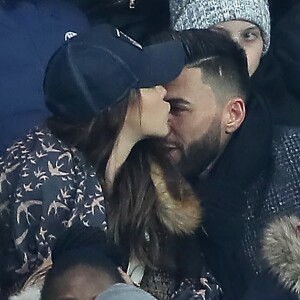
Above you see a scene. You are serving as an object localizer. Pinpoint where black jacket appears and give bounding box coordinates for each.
[189,94,300,300]
[253,1,300,126]
[71,0,170,44]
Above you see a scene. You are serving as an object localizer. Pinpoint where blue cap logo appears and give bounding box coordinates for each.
[64,31,78,41]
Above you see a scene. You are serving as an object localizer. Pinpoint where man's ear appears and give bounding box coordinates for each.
[223,97,246,133]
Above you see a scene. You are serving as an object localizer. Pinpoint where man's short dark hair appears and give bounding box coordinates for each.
[178,29,250,103]
[151,28,250,103]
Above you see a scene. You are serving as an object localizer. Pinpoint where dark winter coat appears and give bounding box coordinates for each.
[189,94,300,300]
[253,1,300,126]
[72,0,170,44]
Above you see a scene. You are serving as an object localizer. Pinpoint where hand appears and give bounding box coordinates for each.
[118,267,134,285]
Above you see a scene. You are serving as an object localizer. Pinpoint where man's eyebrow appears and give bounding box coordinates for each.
[165,97,191,105]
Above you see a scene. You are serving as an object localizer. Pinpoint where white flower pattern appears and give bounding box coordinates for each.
[0,126,107,289]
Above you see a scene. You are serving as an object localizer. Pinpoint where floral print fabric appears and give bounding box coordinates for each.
[0,126,107,292]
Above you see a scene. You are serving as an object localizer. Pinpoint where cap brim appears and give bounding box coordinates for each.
[137,39,186,88]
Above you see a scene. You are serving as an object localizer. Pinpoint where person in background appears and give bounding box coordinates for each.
[0,0,90,154]
[169,0,270,77]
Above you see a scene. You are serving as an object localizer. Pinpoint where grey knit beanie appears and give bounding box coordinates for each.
[170,0,270,54]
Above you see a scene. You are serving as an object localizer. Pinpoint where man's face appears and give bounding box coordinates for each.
[165,67,225,177]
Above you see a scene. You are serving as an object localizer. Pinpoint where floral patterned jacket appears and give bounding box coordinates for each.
[0,126,222,300]
[0,126,107,297]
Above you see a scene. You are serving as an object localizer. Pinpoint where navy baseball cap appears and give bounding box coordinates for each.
[44,23,186,122]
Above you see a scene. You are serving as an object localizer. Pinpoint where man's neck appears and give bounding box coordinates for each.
[198,134,232,180]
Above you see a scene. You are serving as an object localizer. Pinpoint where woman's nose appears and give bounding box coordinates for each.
[157,85,167,98]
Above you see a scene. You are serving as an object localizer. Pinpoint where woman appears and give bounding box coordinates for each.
[0,24,201,299]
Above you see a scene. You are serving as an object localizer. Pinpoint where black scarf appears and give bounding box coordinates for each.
[189,91,273,247]
[188,92,273,299]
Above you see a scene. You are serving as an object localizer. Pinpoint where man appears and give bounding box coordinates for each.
[164,29,300,300]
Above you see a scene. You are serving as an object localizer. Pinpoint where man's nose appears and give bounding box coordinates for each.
[167,113,172,127]
[167,114,176,132]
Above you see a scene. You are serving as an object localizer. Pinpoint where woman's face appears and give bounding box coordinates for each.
[126,85,170,139]
[212,20,264,76]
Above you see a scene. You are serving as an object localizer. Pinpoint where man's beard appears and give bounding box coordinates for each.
[178,119,222,178]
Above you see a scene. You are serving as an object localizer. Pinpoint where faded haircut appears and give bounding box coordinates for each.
[151,28,250,104]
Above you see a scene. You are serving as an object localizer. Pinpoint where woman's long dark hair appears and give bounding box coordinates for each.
[48,90,191,269]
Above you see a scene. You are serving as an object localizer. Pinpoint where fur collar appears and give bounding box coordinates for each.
[10,257,52,300]
[150,162,201,235]
[262,215,300,296]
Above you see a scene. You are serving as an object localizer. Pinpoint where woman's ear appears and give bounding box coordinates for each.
[223,97,246,134]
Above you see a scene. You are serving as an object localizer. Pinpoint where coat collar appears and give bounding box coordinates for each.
[262,216,300,296]
[150,162,201,235]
